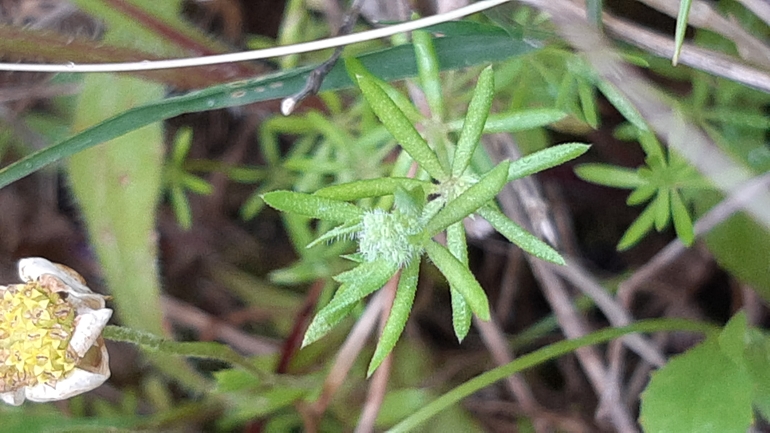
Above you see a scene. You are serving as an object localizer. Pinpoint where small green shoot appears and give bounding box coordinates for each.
[575,127,703,250]
[164,127,214,229]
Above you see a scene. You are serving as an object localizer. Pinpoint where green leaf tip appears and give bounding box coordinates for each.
[509,143,591,181]
[261,190,363,223]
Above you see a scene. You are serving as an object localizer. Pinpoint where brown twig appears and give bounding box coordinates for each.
[632,0,770,68]
[161,295,278,355]
[485,133,639,432]
[601,9,770,93]
[355,270,400,433]
[302,285,388,432]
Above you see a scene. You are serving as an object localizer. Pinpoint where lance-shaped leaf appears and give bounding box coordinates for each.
[425,161,510,237]
[354,73,447,181]
[653,188,671,232]
[595,80,648,132]
[413,30,445,121]
[478,206,565,265]
[425,240,490,322]
[302,259,398,347]
[672,0,692,65]
[452,65,495,177]
[510,143,590,181]
[574,163,644,189]
[367,259,421,376]
[447,223,472,341]
[262,191,363,223]
[314,178,434,201]
[446,109,567,134]
[671,190,695,246]
[618,202,657,250]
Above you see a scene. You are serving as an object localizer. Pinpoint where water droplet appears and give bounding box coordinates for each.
[65,62,76,69]
[206,100,215,107]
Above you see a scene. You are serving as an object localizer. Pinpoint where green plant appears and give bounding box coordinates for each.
[263,42,588,374]
[575,126,708,249]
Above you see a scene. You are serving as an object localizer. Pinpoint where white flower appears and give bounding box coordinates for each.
[0,257,112,405]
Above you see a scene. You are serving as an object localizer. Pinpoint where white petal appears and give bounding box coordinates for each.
[25,367,110,402]
[0,389,25,406]
[70,309,113,358]
[18,257,92,294]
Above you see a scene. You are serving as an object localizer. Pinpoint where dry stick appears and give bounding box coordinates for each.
[304,288,387,432]
[281,0,364,115]
[601,9,770,94]
[161,295,278,355]
[485,134,639,433]
[472,316,551,433]
[632,0,770,68]
[495,247,524,323]
[735,0,770,27]
[355,272,400,433]
[548,258,666,367]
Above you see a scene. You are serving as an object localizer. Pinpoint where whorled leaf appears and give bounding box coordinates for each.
[424,240,490,322]
[367,260,421,376]
[303,259,399,347]
[262,191,363,223]
[478,206,565,265]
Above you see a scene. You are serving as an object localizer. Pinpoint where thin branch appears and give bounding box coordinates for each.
[303,286,388,431]
[485,133,639,432]
[602,9,770,94]
[282,0,364,115]
[634,0,770,68]
[355,271,399,433]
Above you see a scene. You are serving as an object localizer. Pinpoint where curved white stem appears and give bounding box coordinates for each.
[0,0,511,73]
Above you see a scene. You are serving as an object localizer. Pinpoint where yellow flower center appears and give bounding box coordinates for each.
[0,282,76,392]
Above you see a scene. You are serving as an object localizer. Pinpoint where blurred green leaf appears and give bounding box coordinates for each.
[640,337,752,433]
[575,164,644,188]
[672,0,692,65]
[696,193,770,302]
[670,190,694,246]
[617,202,656,250]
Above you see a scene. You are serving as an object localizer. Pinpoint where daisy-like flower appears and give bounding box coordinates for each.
[0,257,111,405]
